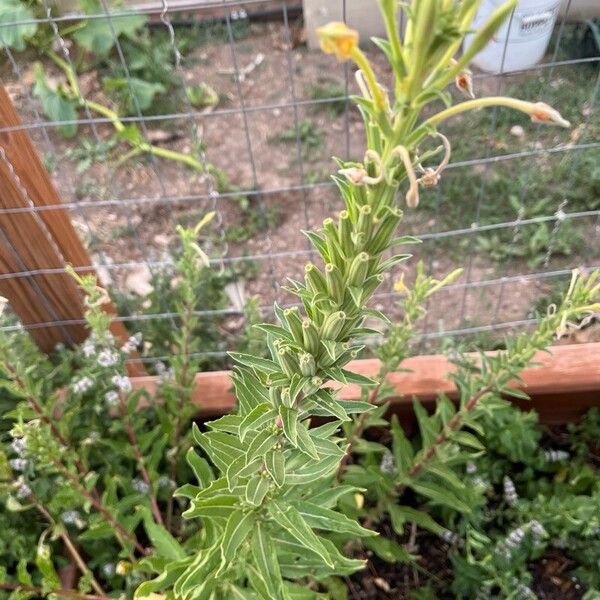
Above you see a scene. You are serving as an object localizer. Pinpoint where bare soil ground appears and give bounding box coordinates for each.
[3,20,597,349]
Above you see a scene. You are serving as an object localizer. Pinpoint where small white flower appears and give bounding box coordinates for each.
[472,476,489,488]
[11,437,26,456]
[61,510,83,527]
[97,350,119,368]
[543,449,569,463]
[503,476,518,506]
[132,478,150,494]
[72,376,94,394]
[16,483,31,499]
[440,530,460,544]
[379,450,396,476]
[111,375,132,393]
[102,563,115,577]
[104,390,120,407]
[158,475,175,489]
[466,461,477,474]
[82,340,96,357]
[530,520,547,543]
[121,334,142,354]
[55,342,65,352]
[10,458,28,471]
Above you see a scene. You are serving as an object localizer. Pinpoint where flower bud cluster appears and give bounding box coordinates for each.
[503,476,518,506]
[543,449,569,463]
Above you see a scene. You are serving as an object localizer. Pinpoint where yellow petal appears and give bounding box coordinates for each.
[316,22,359,61]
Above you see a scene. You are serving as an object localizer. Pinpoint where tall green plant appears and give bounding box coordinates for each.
[133,1,597,599]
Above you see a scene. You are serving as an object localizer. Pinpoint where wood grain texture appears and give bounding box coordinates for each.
[131,342,600,424]
[0,85,144,374]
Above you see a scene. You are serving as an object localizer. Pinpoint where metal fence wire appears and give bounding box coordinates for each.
[0,0,599,367]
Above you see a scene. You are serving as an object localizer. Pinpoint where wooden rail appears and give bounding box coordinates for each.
[0,85,144,374]
[132,342,600,424]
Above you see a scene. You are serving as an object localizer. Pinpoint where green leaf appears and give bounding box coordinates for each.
[268,501,334,567]
[265,449,286,487]
[32,64,78,138]
[183,495,237,520]
[279,405,298,446]
[0,0,37,51]
[391,415,414,473]
[103,76,166,113]
[141,509,186,560]
[186,447,214,488]
[240,403,274,442]
[252,522,284,598]
[222,510,255,563]
[73,0,147,56]
[286,453,341,485]
[296,422,319,459]
[388,505,445,536]
[364,536,415,563]
[245,475,270,506]
[294,501,377,537]
[410,480,472,514]
[229,352,280,373]
[246,429,278,463]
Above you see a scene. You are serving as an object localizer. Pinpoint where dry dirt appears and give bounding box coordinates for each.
[3,20,588,347]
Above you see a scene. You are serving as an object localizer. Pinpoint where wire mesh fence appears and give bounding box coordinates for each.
[0,0,599,369]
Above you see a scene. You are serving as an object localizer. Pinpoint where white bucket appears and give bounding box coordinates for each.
[464,0,560,73]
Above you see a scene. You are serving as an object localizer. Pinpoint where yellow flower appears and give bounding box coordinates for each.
[316,22,359,61]
[394,274,408,293]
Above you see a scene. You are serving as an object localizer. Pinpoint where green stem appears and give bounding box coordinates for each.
[44,50,205,172]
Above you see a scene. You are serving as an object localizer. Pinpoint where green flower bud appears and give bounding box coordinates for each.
[338,210,354,255]
[299,352,316,376]
[303,376,323,396]
[325,263,345,304]
[284,307,304,344]
[348,252,370,286]
[362,273,386,300]
[305,263,327,295]
[367,207,403,255]
[321,310,346,340]
[278,347,299,378]
[280,387,293,407]
[269,386,281,405]
[323,218,346,269]
[357,205,373,238]
[302,319,320,355]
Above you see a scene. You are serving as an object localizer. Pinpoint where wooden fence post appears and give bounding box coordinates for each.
[0,84,144,374]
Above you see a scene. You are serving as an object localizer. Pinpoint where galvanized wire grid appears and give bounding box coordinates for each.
[0,0,599,365]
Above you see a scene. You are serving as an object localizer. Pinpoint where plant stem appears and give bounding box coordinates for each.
[166,295,195,531]
[118,397,165,527]
[335,376,388,481]
[0,582,110,600]
[403,383,495,482]
[52,458,147,557]
[47,50,206,172]
[30,493,106,597]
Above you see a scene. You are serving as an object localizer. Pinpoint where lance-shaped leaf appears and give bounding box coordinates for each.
[252,521,285,598]
[268,501,334,567]
[296,422,319,459]
[229,352,280,373]
[186,447,214,488]
[221,509,255,564]
[246,429,278,463]
[286,452,344,485]
[245,475,270,506]
[239,403,276,442]
[279,405,298,446]
[265,449,286,487]
[294,500,377,537]
[183,495,237,520]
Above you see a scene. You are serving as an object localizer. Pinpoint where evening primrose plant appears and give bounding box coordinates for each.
[131,1,596,599]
